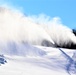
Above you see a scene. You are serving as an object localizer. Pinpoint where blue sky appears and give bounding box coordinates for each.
[0,0,76,29]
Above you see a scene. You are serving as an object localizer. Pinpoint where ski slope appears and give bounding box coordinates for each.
[0,6,76,75]
[0,43,76,75]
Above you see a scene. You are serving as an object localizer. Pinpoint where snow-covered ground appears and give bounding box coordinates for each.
[0,43,76,75]
[0,7,76,75]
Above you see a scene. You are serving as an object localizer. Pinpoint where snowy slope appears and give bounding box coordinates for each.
[0,43,76,75]
[0,7,76,75]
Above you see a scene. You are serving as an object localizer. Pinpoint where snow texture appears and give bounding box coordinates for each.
[0,43,76,75]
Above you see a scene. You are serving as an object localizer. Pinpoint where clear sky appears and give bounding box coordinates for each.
[0,0,76,29]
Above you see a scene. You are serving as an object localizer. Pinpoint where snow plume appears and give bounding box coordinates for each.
[0,6,76,48]
[28,14,76,47]
[0,7,54,46]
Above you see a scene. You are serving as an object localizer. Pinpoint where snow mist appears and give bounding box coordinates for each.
[0,7,54,47]
[0,7,76,49]
[28,14,76,49]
